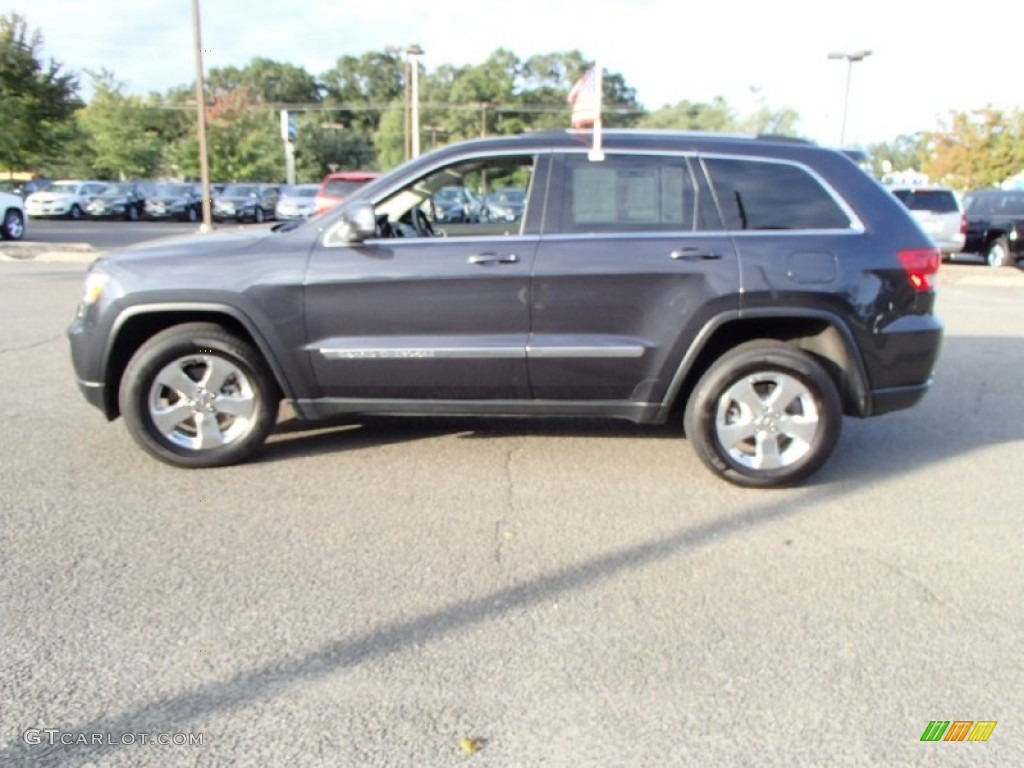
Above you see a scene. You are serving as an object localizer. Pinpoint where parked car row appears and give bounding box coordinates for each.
[888,184,1023,268]
[19,172,384,226]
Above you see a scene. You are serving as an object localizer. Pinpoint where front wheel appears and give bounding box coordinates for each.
[684,341,842,488]
[986,237,1010,268]
[118,323,279,468]
[68,204,82,220]
[254,207,264,224]
[1,209,25,240]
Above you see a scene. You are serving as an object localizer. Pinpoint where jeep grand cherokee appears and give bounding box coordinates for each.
[68,130,943,487]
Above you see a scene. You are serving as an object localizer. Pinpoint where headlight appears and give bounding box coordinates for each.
[81,272,109,306]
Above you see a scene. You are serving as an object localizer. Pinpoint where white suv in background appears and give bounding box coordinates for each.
[888,185,966,260]
[25,180,107,220]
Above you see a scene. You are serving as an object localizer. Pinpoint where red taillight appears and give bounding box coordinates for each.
[959,213,967,236]
[897,248,941,292]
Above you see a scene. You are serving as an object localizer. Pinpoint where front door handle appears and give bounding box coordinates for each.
[670,247,723,261]
[468,253,520,265]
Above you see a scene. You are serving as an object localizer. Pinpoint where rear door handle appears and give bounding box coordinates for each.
[468,253,519,265]
[670,247,723,261]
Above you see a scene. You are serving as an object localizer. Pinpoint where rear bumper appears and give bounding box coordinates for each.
[868,380,932,416]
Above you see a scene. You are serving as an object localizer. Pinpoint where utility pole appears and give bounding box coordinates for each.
[191,0,212,231]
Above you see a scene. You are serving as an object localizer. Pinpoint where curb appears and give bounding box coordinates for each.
[0,242,101,264]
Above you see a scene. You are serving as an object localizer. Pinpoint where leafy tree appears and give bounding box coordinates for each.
[294,118,376,181]
[206,58,321,105]
[0,13,81,172]
[637,98,737,131]
[866,133,929,177]
[922,108,1024,191]
[320,52,404,133]
[76,70,165,179]
[168,87,282,181]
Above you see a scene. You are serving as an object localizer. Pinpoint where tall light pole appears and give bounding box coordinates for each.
[191,0,212,232]
[827,50,872,147]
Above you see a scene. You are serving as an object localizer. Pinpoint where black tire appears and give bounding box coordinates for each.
[684,341,842,488]
[125,205,140,222]
[68,204,82,220]
[1,208,25,240]
[118,323,279,468]
[985,236,1010,268]
[187,206,199,223]
[254,207,264,224]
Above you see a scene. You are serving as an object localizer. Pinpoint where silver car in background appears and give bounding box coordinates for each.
[888,185,966,259]
[275,184,320,220]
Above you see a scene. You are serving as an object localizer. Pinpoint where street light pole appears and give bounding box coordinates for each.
[827,50,872,147]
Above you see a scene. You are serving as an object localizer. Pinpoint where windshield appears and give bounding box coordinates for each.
[46,181,81,193]
[222,184,257,197]
[891,189,958,213]
[487,188,525,203]
[285,186,319,198]
[322,179,369,198]
[153,184,193,196]
[102,183,133,195]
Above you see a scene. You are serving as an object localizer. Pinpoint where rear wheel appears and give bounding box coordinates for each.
[684,341,842,488]
[118,323,279,468]
[254,207,264,223]
[68,204,82,220]
[986,237,1010,268]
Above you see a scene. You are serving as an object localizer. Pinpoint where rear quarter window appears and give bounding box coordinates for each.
[704,157,852,231]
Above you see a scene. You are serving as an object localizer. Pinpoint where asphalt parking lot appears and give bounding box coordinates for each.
[0,249,1021,766]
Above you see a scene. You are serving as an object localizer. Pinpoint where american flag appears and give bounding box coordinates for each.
[567,67,601,128]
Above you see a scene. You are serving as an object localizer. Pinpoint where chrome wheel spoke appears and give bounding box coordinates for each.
[754,433,784,469]
[151,401,194,436]
[767,375,804,410]
[215,392,255,419]
[155,365,201,400]
[194,412,225,449]
[200,356,238,393]
[725,378,766,412]
[778,414,818,448]
[717,419,758,451]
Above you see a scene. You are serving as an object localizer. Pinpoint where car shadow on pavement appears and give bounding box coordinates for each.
[259,414,681,464]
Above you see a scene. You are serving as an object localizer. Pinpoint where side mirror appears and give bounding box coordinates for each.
[338,201,377,243]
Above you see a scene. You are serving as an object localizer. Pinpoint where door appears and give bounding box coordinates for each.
[304,151,545,401]
[528,151,740,404]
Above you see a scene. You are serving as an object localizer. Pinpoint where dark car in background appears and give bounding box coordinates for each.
[67,130,943,488]
[144,182,202,222]
[85,182,149,221]
[314,172,380,215]
[483,187,526,221]
[962,189,1024,268]
[212,183,280,223]
[432,185,485,223]
[275,183,320,220]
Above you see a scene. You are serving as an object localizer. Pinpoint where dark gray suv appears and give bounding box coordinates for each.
[68,130,944,487]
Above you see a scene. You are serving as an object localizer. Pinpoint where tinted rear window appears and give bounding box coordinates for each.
[891,189,959,213]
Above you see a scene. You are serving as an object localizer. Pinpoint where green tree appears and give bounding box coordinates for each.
[0,13,81,173]
[320,51,404,135]
[922,108,1024,190]
[168,87,282,181]
[206,58,321,105]
[294,118,376,181]
[867,133,929,178]
[637,98,736,131]
[76,70,165,179]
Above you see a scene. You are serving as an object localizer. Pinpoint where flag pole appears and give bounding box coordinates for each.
[589,62,604,161]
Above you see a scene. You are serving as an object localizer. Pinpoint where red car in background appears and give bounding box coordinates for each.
[314,171,380,215]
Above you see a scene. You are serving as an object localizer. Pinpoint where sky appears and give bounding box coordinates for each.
[8,0,1020,148]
